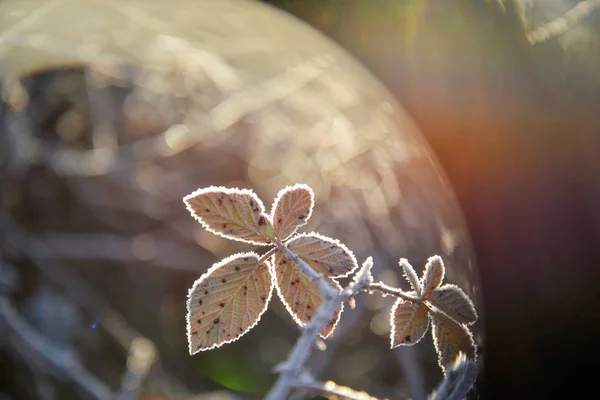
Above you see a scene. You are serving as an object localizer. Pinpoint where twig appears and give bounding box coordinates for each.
[0,296,113,400]
[365,281,421,302]
[526,0,600,44]
[265,257,374,400]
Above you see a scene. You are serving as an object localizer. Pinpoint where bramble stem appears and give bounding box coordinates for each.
[366,281,421,302]
[274,240,338,299]
[257,246,277,265]
[264,256,374,400]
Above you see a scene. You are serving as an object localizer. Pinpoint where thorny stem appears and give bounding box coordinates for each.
[264,253,374,400]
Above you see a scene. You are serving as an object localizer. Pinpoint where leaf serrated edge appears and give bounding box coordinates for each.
[426,283,478,325]
[270,183,315,239]
[186,251,276,353]
[389,299,430,348]
[271,253,344,339]
[183,186,272,246]
[286,232,359,279]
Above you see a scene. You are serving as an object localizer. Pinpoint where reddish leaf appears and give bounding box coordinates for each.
[271,184,314,240]
[426,284,477,325]
[431,312,477,372]
[186,252,274,353]
[273,251,342,338]
[285,233,358,278]
[421,255,445,296]
[183,186,273,245]
[390,299,430,348]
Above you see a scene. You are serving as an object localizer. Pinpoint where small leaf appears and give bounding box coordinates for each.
[431,312,477,373]
[399,258,422,296]
[183,186,273,245]
[426,284,477,325]
[273,251,343,338]
[390,299,430,348]
[421,255,445,296]
[271,184,314,240]
[285,233,358,278]
[186,252,274,353]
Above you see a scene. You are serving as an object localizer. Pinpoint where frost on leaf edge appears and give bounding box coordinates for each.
[285,232,359,279]
[426,283,478,326]
[183,185,272,246]
[270,254,345,339]
[270,183,315,240]
[186,251,276,354]
[389,296,429,349]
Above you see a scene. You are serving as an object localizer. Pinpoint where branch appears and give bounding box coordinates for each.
[275,241,338,299]
[366,281,421,302]
[265,257,374,400]
[526,0,600,44]
[428,353,479,400]
[0,296,113,400]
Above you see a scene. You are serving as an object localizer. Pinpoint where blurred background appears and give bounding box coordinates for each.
[1,1,599,399]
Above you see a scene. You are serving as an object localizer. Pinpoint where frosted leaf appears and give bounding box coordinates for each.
[285,233,358,278]
[186,252,274,353]
[273,251,343,338]
[183,186,273,245]
[271,184,314,240]
[426,284,477,325]
[431,312,477,373]
[421,255,445,296]
[390,299,430,348]
[399,258,422,296]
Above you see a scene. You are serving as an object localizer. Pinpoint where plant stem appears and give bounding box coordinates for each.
[264,256,373,400]
[366,281,421,302]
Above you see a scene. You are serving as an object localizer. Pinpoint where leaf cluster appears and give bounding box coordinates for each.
[183,184,357,353]
[183,184,478,374]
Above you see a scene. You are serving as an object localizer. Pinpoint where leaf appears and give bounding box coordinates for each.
[273,251,343,338]
[426,284,477,325]
[421,255,445,296]
[285,233,358,278]
[390,299,430,347]
[431,312,477,373]
[186,252,274,353]
[399,258,422,296]
[271,184,314,240]
[183,186,273,245]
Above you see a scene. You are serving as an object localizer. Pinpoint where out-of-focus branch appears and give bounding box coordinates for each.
[428,353,479,400]
[0,296,114,400]
[526,0,600,44]
[265,257,374,400]
[293,372,380,400]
